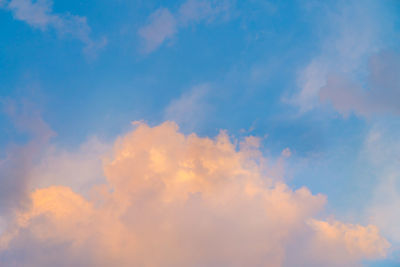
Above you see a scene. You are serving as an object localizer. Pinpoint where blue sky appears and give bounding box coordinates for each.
[1,0,400,266]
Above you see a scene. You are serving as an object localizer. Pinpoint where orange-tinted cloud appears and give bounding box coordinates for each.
[0,122,390,266]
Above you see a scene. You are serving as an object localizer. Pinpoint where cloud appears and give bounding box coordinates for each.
[7,0,53,29]
[289,0,399,116]
[138,0,233,53]
[0,99,108,220]
[0,100,54,215]
[164,83,211,131]
[281,148,292,158]
[138,8,177,54]
[178,0,231,25]
[305,219,389,265]
[363,123,400,244]
[29,137,111,194]
[2,0,106,54]
[319,51,400,117]
[0,121,389,266]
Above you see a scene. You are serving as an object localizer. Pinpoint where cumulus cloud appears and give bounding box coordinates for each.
[29,137,110,194]
[306,219,389,264]
[138,0,232,53]
[0,99,109,224]
[0,121,389,266]
[289,0,399,116]
[2,0,106,54]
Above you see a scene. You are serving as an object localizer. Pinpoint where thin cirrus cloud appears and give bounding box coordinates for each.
[288,0,399,117]
[1,0,107,54]
[0,118,390,266]
[138,0,232,53]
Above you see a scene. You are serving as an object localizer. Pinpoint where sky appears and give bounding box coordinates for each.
[0,0,400,266]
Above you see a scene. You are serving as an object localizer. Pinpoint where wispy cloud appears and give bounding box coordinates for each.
[363,122,400,244]
[320,51,400,117]
[288,0,399,117]
[2,0,107,55]
[0,99,54,215]
[0,121,389,266]
[164,83,211,132]
[138,8,177,54]
[138,0,233,53]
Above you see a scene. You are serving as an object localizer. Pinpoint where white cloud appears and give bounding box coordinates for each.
[8,0,54,29]
[363,123,400,243]
[138,8,177,53]
[2,0,106,54]
[138,0,233,53]
[319,51,400,117]
[178,0,231,25]
[164,83,211,131]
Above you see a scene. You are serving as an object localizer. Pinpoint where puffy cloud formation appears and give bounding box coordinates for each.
[306,220,389,264]
[1,0,106,53]
[29,136,110,194]
[138,0,232,53]
[0,122,390,266]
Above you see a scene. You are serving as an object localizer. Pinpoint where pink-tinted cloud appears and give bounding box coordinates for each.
[0,122,389,266]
